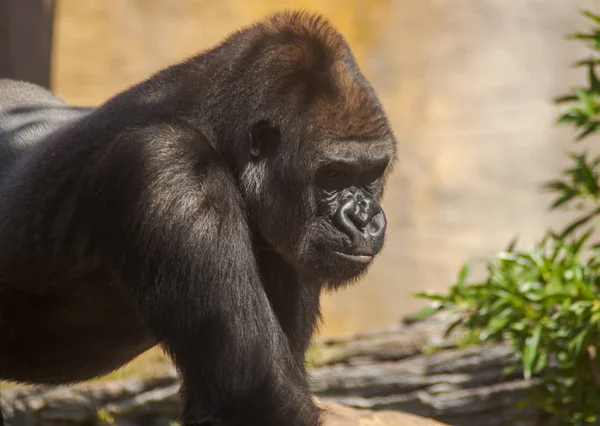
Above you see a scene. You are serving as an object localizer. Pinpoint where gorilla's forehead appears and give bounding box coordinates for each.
[307,73,392,142]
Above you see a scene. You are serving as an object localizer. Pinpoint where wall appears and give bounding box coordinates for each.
[51,0,600,336]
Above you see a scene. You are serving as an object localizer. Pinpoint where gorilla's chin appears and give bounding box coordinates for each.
[300,245,373,284]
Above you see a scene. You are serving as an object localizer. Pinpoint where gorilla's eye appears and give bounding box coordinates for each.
[318,166,350,191]
[361,169,382,185]
[359,165,387,194]
[323,167,347,183]
[362,162,388,184]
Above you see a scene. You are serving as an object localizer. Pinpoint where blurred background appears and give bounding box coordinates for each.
[2,0,598,338]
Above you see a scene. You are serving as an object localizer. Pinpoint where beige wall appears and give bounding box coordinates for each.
[51,0,600,337]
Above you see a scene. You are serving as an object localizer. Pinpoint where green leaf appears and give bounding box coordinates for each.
[575,89,596,116]
[543,181,572,192]
[573,228,594,253]
[556,110,587,126]
[567,328,588,358]
[574,58,600,68]
[549,190,575,209]
[506,237,519,253]
[456,261,471,286]
[569,32,600,42]
[554,94,579,104]
[582,10,600,26]
[587,61,600,92]
[534,350,549,374]
[412,304,442,321]
[523,324,542,380]
[576,122,600,140]
[414,292,448,302]
[559,209,600,238]
[444,317,465,338]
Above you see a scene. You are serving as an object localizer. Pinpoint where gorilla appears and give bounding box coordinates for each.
[0,11,396,426]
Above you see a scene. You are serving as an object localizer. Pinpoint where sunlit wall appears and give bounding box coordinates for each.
[52,0,599,336]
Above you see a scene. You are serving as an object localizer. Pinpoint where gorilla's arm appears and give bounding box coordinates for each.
[257,249,322,367]
[99,125,320,424]
[0,122,321,425]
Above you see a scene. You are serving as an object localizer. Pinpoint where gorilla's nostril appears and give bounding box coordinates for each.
[350,209,372,229]
[333,198,360,235]
[365,210,387,240]
[350,197,381,230]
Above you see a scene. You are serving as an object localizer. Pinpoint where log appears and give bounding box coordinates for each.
[0,376,445,425]
[0,314,537,425]
[309,314,539,426]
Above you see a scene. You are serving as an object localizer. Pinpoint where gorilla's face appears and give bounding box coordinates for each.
[236,38,397,286]
[296,141,393,285]
[241,119,395,287]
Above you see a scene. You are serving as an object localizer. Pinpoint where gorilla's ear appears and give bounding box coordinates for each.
[249,120,280,158]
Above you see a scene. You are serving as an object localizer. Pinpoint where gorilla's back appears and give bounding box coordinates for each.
[0,80,93,171]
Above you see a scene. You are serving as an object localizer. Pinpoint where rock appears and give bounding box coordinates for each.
[0,381,447,426]
[0,314,535,425]
[320,400,446,425]
[309,314,539,426]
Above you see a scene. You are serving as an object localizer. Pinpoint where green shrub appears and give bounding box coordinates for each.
[416,11,600,426]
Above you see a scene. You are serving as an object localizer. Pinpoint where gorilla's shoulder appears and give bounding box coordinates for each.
[0,80,93,164]
[0,79,64,112]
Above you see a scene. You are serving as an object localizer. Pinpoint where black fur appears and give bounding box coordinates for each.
[0,11,396,426]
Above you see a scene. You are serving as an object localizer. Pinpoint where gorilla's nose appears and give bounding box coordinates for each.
[333,191,387,250]
[351,196,381,229]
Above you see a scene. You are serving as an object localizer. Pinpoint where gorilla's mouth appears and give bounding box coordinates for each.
[332,251,373,264]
